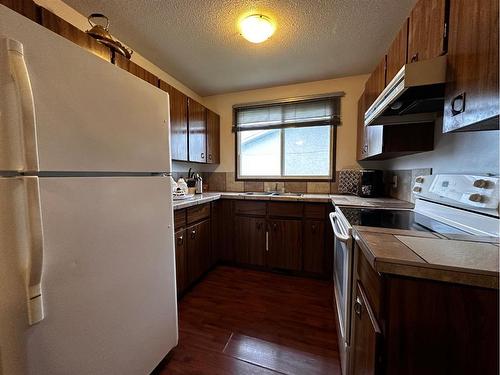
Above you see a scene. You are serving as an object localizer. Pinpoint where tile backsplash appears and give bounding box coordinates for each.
[173,168,431,203]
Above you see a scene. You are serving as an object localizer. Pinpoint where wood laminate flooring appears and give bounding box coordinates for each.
[159,266,340,375]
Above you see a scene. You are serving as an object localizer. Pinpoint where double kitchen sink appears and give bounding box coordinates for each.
[244,192,303,197]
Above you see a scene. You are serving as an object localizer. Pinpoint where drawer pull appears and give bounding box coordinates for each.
[354,296,363,317]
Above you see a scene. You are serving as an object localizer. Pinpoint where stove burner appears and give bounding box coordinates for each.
[338,207,466,234]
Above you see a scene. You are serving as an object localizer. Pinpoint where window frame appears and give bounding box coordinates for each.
[233,94,341,182]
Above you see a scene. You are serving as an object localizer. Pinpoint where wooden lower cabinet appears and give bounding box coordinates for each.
[351,282,381,375]
[268,219,302,271]
[303,219,326,274]
[186,219,211,285]
[234,216,266,266]
[174,229,187,295]
[350,240,499,375]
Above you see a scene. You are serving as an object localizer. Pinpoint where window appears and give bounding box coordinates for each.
[234,95,341,180]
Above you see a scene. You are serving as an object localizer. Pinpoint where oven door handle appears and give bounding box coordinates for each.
[329,212,350,242]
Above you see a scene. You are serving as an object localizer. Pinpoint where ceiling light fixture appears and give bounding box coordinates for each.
[240,14,275,44]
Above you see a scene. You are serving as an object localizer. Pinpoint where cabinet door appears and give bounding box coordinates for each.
[188,99,207,163]
[351,282,381,375]
[216,200,234,263]
[113,54,158,85]
[1,0,38,21]
[40,8,111,62]
[159,82,189,161]
[186,219,210,285]
[443,0,499,132]
[234,216,266,266]
[174,229,187,295]
[206,109,220,164]
[356,93,368,160]
[303,219,325,275]
[407,0,447,63]
[364,57,386,110]
[268,219,302,271]
[386,18,408,85]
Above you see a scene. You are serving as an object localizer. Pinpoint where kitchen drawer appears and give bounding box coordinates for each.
[357,243,382,319]
[268,202,303,218]
[174,209,186,230]
[304,203,326,219]
[234,201,266,216]
[186,203,210,224]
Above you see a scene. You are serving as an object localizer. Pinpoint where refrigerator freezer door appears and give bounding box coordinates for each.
[1,176,178,375]
[0,5,171,173]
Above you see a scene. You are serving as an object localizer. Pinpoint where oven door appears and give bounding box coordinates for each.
[330,212,353,345]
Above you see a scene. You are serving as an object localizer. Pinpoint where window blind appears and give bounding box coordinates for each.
[233,96,341,132]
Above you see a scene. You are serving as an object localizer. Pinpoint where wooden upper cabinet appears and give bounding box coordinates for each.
[386,18,409,85]
[1,0,38,21]
[408,0,447,63]
[356,93,368,161]
[364,56,386,110]
[443,0,499,132]
[206,109,220,164]
[159,81,189,161]
[188,98,207,163]
[113,53,158,85]
[40,8,111,62]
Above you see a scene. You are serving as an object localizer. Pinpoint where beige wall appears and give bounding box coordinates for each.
[203,74,369,173]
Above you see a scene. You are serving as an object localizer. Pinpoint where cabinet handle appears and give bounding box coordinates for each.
[410,52,419,63]
[273,223,277,231]
[451,92,466,116]
[265,231,269,252]
[177,235,184,245]
[191,230,196,239]
[354,296,362,317]
[209,154,212,161]
[201,152,205,159]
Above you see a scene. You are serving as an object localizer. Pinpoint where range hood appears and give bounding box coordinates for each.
[365,55,447,126]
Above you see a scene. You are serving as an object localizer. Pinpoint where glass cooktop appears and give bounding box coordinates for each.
[337,207,466,234]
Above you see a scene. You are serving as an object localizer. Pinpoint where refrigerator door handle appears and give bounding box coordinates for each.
[2,38,39,172]
[25,177,45,325]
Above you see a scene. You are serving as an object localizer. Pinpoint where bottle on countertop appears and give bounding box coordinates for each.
[195,174,203,194]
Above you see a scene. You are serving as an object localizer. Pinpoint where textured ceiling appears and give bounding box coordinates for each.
[63,0,416,96]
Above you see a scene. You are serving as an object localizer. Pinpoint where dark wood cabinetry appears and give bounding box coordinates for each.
[268,219,302,271]
[113,53,158,85]
[206,109,220,164]
[1,0,38,21]
[234,216,266,266]
[39,8,112,62]
[351,282,381,375]
[188,98,207,163]
[303,219,326,274]
[350,240,499,375]
[159,81,189,161]
[407,0,447,63]
[443,0,499,132]
[174,229,187,294]
[186,219,210,285]
[364,57,386,109]
[386,18,408,85]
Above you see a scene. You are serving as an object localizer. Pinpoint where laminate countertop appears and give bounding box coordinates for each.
[172,192,411,210]
[353,226,499,289]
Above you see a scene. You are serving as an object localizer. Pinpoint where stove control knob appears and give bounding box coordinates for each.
[413,186,422,193]
[469,193,484,203]
[415,177,424,183]
[473,179,488,188]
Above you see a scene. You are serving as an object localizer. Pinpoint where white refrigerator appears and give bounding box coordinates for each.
[0,5,178,375]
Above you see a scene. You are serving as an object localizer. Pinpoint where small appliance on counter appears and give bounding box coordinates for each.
[338,169,383,197]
